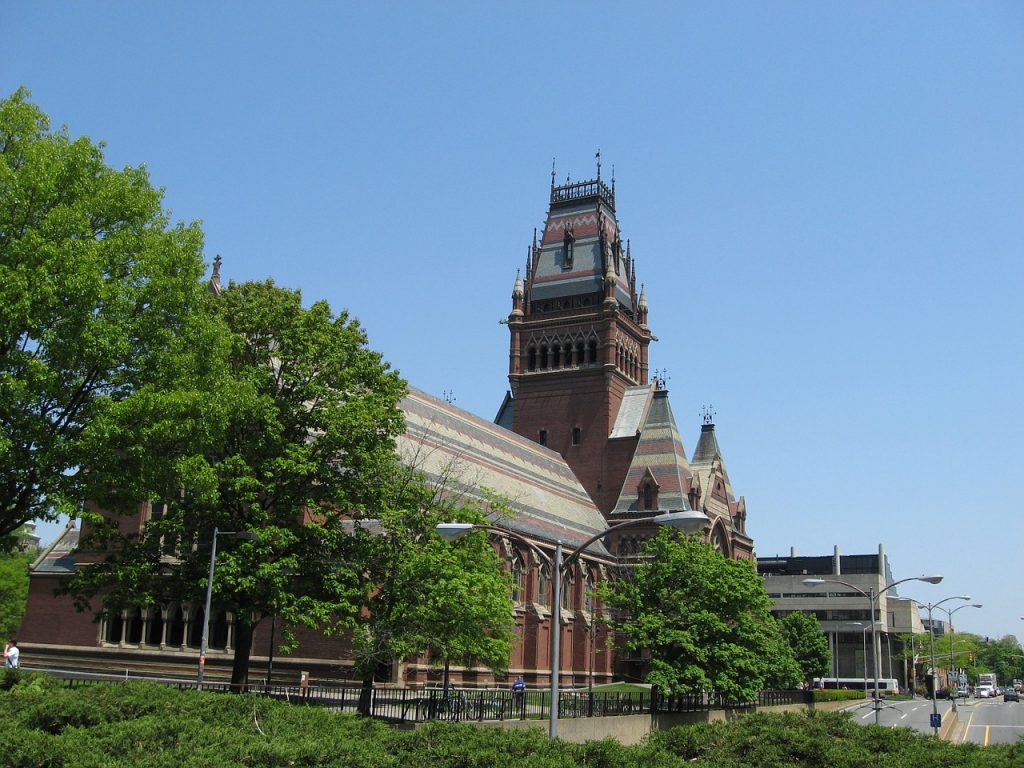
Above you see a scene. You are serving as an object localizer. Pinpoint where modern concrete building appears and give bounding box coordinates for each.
[758,545,924,690]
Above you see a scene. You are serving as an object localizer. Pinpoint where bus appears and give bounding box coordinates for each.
[814,677,900,695]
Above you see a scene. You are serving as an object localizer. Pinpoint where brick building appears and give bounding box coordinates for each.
[20,168,755,687]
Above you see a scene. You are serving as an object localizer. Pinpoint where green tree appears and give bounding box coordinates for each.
[601,529,800,700]
[778,611,831,685]
[350,469,516,701]
[68,280,408,688]
[0,547,31,639]
[0,87,216,547]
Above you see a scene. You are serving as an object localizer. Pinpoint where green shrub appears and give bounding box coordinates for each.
[0,680,1020,767]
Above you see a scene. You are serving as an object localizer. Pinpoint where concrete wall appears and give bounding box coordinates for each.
[472,700,845,746]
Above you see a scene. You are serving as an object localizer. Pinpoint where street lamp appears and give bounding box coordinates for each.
[437,509,709,739]
[942,602,981,708]
[915,595,970,736]
[197,527,258,687]
[802,573,943,725]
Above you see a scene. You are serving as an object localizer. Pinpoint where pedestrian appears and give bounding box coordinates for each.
[511,675,525,705]
[4,639,19,668]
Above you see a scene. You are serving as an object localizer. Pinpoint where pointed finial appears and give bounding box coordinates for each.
[638,283,647,308]
[551,158,556,190]
[513,269,523,298]
[701,404,716,425]
[596,149,601,180]
[213,254,222,280]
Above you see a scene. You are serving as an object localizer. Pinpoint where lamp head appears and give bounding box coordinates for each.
[652,510,709,534]
[435,523,475,541]
[802,578,827,586]
[917,575,944,584]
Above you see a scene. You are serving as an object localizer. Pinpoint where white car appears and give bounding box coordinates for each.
[976,686,993,698]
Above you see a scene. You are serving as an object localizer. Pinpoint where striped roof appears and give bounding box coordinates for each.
[398,387,612,557]
[610,388,695,516]
[29,522,79,574]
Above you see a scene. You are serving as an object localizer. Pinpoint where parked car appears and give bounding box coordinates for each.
[955,688,970,699]
[976,686,993,698]
[1004,689,1020,703]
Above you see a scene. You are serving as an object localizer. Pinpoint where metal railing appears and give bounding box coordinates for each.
[47,670,811,724]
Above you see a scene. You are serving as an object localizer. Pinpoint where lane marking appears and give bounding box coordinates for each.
[961,706,977,743]
[984,725,990,747]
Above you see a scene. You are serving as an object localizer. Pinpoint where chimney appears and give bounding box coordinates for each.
[833,545,841,575]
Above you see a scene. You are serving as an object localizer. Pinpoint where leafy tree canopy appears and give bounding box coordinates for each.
[349,470,517,686]
[0,87,216,547]
[68,280,408,687]
[0,545,32,639]
[778,611,831,684]
[601,529,801,700]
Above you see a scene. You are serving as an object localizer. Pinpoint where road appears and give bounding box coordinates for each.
[954,697,1024,746]
[843,695,1024,746]
[843,697,954,735]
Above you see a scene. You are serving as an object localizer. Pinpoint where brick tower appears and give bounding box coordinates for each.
[497,166,652,516]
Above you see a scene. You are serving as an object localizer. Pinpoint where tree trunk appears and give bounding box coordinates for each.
[230,615,253,693]
[358,676,373,716]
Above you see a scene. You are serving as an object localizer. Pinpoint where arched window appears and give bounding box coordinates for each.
[540,345,549,369]
[165,604,185,647]
[587,340,598,365]
[512,557,525,604]
[145,606,164,646]
[538,565,551,607]
[125,607,143,644]
[104,611,125,644]
[574,341,584,365]
[527,346,537,372]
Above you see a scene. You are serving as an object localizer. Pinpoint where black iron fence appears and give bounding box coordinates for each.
[52,671,811,724]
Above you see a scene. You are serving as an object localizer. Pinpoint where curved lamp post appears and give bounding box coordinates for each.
[914,595,970,734]
[197,527,258,687]
[802,573,943,725]
[437,509,709,739]
[942,602,981,707]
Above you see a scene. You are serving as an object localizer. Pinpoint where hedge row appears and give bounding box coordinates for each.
[0,673,1020,767]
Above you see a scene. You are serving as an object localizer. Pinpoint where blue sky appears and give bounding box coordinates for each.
[4,2,1022,641]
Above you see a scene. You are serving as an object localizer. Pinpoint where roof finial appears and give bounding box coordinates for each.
[701,404,716,426]
[213,254,222,281]
[611,164,616,196]
[551,158,556,191]
[596,148,601,180]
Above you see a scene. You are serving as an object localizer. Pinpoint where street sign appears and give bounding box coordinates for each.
[930,713,942,729]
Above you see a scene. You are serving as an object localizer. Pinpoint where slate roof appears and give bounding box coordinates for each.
[401,387,612,557]
[610,387,696,516]
[531,195,632,309]
[29,522,79,574]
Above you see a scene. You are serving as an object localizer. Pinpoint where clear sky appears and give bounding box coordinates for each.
[4,2,1022,642]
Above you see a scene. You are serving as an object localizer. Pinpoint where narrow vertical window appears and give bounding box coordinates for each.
[539,429,548,447]
[572,427,581,446]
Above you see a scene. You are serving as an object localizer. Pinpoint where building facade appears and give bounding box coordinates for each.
[20,169,756,687]
[758,545,925,690]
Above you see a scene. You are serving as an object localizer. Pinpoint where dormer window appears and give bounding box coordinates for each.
[638,469,659,511]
